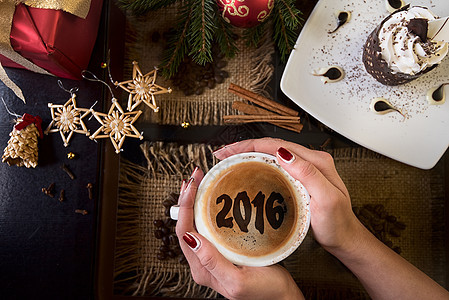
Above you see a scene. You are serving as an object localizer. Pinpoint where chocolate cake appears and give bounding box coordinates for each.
[362,5,448,86]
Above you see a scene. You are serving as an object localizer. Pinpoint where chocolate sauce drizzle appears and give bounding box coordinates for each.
[329,11,350,34]
[313,66,345,83]
[432,85,445,102]
[370,98,405,117]
[373,101,393,112]
[385,0,406,13]
[322,67,342,80]
[427,83,448,105]
[388,0,403,9]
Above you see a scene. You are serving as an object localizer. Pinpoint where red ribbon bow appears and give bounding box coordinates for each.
[15,113,43,139]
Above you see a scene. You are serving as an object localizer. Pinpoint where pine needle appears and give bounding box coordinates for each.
[243,23,266,48]
[187,0,216,65]
[133,0,303,77]
[273,0,303,62]
[214,6,238,59]
[118,0,179,15]
[159,1,193,78]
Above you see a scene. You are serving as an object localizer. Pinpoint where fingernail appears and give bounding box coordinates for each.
[191,166,199,177]
[180,180,187,195]
[185,177,194,191]
[181,167,198,194]
[277,147,295,164]
[183,232,201,251]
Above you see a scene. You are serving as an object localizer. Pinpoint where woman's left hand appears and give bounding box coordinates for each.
[175,167,305,300]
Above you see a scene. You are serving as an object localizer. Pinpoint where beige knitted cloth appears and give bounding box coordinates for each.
[114,143,446,298]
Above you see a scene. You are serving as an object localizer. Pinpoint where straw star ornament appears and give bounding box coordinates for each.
[45,94,90,147]
[115,61,172,112]
[90,98,143,154]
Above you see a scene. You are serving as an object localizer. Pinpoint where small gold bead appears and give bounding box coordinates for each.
[181,122,190,128]
[67,152,76,159]
[100,62,108,69]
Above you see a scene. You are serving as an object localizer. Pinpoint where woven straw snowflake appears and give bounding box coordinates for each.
[45,94,90,147]
[90,98,143,153]
[115,61,172,112]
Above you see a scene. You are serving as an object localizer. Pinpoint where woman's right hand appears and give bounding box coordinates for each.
[214,138,449,300]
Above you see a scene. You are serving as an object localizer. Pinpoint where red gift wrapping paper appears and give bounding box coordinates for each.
[0,0,103,80]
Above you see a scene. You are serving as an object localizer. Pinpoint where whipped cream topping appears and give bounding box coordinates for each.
[379,6,448,75]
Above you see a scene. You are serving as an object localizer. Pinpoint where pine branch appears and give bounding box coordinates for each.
[278,0,302,27]
[272,0,302,62]
[243,22,266,48]
[187,0,216,65]
[159,1,193,78]
[213,6,238,58]
[118,0,179,15]
[126,0,302,77]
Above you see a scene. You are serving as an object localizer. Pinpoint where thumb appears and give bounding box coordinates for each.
[182,231,239,286]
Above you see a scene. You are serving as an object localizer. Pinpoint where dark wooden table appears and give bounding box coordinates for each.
[0,0,122,299]
[1,1,447,299]
[0,55,101,299]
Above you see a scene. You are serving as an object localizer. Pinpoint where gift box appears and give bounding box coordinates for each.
[0,0,103,80]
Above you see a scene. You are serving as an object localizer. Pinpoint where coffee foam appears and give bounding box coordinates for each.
[195,153,310,266]
[202,161,298,257]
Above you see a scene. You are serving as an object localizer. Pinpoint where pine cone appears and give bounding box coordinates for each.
[2,118,40,168]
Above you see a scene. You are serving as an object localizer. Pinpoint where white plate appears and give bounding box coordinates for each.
[281,0,449,169]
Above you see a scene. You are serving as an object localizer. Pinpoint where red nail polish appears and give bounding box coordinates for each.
[180,180,186,194]
[191,166,199,177]
[277,147,295,163]
[185,177,194,191]
[183,232,199,250]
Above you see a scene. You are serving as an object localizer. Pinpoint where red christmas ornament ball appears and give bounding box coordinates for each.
[217,0,274,28]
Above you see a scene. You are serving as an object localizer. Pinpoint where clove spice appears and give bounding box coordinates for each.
[59,189,65,202]
[86,183,93,199]
[61,164,75,180]
[75,209,88,215]
[42,182,55,198]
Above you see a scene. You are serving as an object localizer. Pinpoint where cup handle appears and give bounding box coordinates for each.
[170,205,180,220]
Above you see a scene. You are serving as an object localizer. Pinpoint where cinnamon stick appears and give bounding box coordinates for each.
[228,83,299,117]
[231,101,303,133]
[232,101,273,115]
[223,115,300,123]
[223,117,303,132]
[280,123,303,133]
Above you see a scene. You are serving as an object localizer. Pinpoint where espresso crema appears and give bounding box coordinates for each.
[201,161,298,257]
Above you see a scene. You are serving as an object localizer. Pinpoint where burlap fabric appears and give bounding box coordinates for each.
[114,142,446,298]
[285,148,446,299]
[114,142,219,298]
[122,5,274,126]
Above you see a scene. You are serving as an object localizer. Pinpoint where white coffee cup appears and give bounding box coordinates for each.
[172,152,310,267]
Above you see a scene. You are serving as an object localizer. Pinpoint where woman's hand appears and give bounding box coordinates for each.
[214,138,449,300]
[175,167,304,300]
[213,138,365,253]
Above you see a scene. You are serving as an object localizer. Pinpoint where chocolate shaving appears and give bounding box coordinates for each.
[407,18,428,42]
